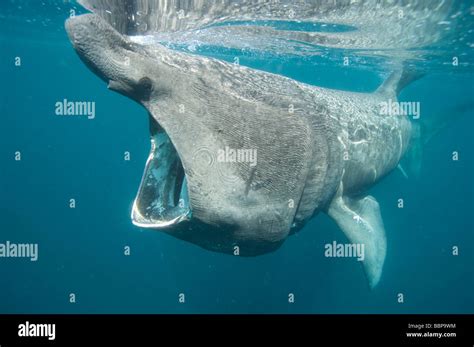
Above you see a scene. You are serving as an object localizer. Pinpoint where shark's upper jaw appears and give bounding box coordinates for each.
[131,117,191,228]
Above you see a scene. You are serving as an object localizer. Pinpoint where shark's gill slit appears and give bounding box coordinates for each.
[131,116,191,228]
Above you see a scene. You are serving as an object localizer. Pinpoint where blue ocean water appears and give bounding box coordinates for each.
[0,0,473,314]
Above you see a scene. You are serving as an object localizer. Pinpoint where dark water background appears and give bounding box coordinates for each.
[0,0,473,313]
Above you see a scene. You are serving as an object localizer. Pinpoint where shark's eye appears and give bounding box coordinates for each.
[138,77,152,90]
[137,77,153,100]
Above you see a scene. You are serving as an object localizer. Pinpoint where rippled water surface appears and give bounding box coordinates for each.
[0,0,473,313]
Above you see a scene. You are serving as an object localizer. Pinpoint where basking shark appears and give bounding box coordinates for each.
[65,1,453,288]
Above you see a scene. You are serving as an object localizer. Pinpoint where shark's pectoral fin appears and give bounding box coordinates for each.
[327,185,387,289]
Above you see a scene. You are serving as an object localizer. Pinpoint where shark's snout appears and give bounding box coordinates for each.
[65,14,104,51]
[65,13,124,46]
[65,14,134,85]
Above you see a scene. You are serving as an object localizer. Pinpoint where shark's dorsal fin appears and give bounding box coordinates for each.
[376,67,425,98]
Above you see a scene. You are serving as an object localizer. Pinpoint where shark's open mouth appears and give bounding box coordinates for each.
[131,116,191,228]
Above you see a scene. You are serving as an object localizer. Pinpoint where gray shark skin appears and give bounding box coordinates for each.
[65,12,418,289]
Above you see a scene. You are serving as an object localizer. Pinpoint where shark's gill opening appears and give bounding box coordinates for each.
[131,116,191,228]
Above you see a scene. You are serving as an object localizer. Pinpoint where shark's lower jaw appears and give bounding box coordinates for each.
[131,117,191,228]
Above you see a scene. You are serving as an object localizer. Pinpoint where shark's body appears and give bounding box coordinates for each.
[65,5,428,288]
